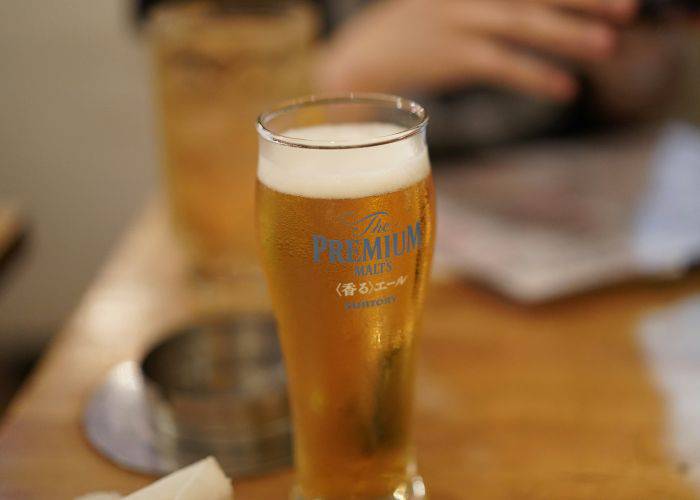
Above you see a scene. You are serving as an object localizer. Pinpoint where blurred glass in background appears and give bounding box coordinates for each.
[149,0,316,280]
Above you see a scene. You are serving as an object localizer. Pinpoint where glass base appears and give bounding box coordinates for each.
[291,475,426,500]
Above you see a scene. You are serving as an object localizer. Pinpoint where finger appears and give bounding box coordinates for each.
[460,36,579,101]
[531,0,638,22]
[450,0,617,61]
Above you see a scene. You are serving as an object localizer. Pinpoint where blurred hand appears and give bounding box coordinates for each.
[315,0,637,101]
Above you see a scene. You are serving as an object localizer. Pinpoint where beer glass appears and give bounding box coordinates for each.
[256,94,434,499]
[150,1,316,279]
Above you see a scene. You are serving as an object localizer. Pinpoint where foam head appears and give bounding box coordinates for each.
[257,122,430,199]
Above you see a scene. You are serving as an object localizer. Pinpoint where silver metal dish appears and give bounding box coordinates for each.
[83,314,291,477]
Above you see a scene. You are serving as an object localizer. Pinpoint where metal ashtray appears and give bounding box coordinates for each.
[83,313,291,477]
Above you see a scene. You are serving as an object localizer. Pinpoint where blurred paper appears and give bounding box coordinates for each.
[435,123,700,302]
[638,295,700,486]
[633,123,700,273]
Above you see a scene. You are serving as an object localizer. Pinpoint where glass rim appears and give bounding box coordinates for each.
[148,0,318,39]
[151,0,312,20]
[256,93,428,150]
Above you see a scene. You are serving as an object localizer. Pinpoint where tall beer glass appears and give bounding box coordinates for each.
[256,94,434,499]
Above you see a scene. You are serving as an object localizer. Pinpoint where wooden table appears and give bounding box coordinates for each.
[1,200,699,499]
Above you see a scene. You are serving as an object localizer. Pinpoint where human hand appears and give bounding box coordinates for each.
[315,0,637,101]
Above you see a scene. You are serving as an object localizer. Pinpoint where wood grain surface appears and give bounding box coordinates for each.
[0,200,699,499]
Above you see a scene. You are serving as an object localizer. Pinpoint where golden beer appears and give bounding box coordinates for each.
[256,96,434,499]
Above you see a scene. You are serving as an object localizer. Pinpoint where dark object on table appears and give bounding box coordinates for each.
[640,0,700,21]
[0,205,28,288]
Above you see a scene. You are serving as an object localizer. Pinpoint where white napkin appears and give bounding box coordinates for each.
[75,456,232,500]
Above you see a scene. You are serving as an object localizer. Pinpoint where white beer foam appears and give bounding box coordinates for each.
[258,123,430,199]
